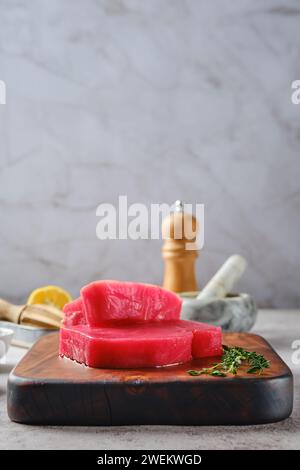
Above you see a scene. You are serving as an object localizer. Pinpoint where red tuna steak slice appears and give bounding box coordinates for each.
[63,298,85,326]
[80,281,182,326]
[180,320,223,358]
[59,320,222,368]
[60,322,192,368]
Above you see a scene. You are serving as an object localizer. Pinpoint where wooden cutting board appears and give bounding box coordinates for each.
[7,332,293,426]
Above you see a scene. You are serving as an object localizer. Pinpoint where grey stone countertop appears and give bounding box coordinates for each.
[0,310,299,450]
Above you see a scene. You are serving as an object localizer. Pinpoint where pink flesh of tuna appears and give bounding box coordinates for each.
[80,280,182,326]
[63,297,85,326]
[59,320,222,369]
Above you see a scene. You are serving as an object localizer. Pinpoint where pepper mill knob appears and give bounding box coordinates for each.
[162,201,199,293]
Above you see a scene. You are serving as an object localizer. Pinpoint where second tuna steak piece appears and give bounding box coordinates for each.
[59,320,222,368]
[80,281,182,326]
[63,297,85,326]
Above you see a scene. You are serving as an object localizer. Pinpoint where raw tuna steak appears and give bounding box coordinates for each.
[59,320,222,368]
[183,320,224,358]
[63,297,85,326]
[80,281,182,326]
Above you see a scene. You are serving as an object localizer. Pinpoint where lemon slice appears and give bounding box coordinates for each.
[27,285,72,310]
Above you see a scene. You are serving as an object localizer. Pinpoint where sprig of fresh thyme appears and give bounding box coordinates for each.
[187,345,270,378]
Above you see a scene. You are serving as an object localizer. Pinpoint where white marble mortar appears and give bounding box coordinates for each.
[180,292,257,332]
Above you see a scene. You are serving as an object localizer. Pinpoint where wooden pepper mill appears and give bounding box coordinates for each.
[162,200,199,293]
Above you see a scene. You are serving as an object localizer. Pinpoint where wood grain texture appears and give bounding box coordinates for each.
[7,332,293,426]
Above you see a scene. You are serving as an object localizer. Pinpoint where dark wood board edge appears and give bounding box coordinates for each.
[7,374,293,426]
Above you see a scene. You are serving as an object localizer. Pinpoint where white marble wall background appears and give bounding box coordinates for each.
[0,0,299,307]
